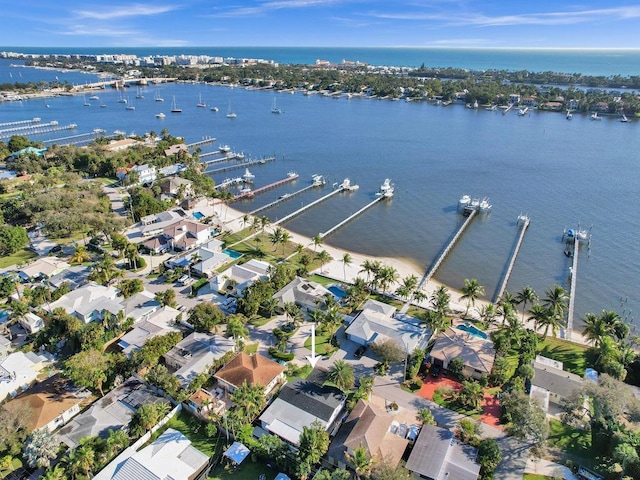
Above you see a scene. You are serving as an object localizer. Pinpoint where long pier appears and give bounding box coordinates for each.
[0,122,77,140]
[214,177,243,190]
[320,196,385,239]
[233,173,299,201]
[420,210,477,290]
[0,118,40,129]
[187,136,216,150]
[201,153,244,166]
[43,130,103,145]
[249,178,324,215]
[566,239,580,341]
[273,180,354,226]
[207,157,275,175]
[493,215,530,302]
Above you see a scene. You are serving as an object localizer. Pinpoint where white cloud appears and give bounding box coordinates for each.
[74,3,179,20]
[211,0,345,17]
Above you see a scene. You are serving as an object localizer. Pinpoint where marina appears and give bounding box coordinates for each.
[232,171,299,201]
[249,175,326,216]
[493,214,531,302]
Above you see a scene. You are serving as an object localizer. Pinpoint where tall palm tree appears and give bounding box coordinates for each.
[312,233,323,252]
[345,444,372,479]
[543,285,569,330]
[516,286,538,322]
[269,228,284,251]
[341,252,352,281]
[230,380,266,419]
[600,310,628,342]
[326,359,355,393]
[528,304,550,336]
[376,265,398,294]
[359,259,376,284]
[582,312,607,347]
[260,215,271,235]
[316,249,332,273]
[70,245,91,264]
[280,230,291,255]
[477,302,497,329]
[460,278,484,317]
[430,285,451,320]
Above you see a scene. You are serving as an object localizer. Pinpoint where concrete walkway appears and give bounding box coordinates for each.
[525,457,579,480]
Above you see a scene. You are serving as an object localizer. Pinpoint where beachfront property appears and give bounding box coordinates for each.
[327,399,409,470]
[3,374,84,433]
[427,326,495,380]
[16,257,70,282]
[529,356,585,415]
[163,143,190,157]
[0,351,48,402]
[213,352,286,396]
[47,282,122,324]
[272,276,333,313]
[210,258,271,296]
[345,299,430,352]
[56,376,170,448]
[117,306,182,357]
[257,370,345,446]
[405,425,481,480]
[163,332,236,387]
[161,219,212,251]
[140,208,188,227]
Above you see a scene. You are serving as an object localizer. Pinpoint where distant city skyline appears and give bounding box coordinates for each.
[3,1,640,49]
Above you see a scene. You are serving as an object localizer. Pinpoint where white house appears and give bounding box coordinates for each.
[189,239,235,278]
[162,219,212,251]
[529,356,584,414]
[117,306,181,357]
[0,351,47,402]
[272,276,333,312]
[210,259,270,296]
[48,282,121,324]
[17,257,70,282]
[129,163,157,185]
[19,312,44,334]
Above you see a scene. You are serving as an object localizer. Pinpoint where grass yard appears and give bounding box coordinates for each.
[537,337,590,375]
[431,389,483,419]
[303,330,334,354]
[209,460,279,480]
[547,418,592,461]
[0,248,36,269]
[243,342,258,354]
[523,474,554,480]
[158,410,222,457]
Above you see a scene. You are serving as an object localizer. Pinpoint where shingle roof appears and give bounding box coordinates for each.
[429,327,495,375]
[214,353,285,389]
[532,361,583,399]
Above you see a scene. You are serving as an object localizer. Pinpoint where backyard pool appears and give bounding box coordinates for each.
[193,211,205,220]
[223,249,242,259]
[456,323,488,339]
[328,285,347,299]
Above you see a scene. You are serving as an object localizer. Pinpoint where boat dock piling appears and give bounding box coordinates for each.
[419,209,478,289]
[493,214,530,303]
[0,117,41,129]
[273,179,354,227]
[249,176,325,215]
[233,173,299,201]
[187,136,216,150]
[206,156,275,175]
[319,195,385,239]
[43,130,104,146]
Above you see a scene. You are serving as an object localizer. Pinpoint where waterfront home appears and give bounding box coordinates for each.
[140,208,188,227]
[57,377,170,448]
[4,374,84,432]
[210,259,271,296]
[158,176,193,199]
[17,257,70,282]
[103,138,141,152]
[272,276,333,313]
[117,306,181,357]
[19,312,44,334]
[189,239,234,278]
[162,219,212,251]
[129,163,157,185]
[163,332,236,387]
[214,352,285,396]
[48,282,121,324]
[163,143,190,157]
[529,355,584,415]
[405,425,480,480]
[327,399,409,470]
[427,327,495,380]
[0,351,48,402]
[93,428,209,480]
[345,299,430,352]
[258,370,345,446]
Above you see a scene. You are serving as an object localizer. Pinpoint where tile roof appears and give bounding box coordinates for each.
[430,327,495,375]
[214,353,284,390]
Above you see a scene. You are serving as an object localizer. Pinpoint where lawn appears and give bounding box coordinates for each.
[547,418,592,461]
[303,330,334,355]
[243,342,258,354]
[0,248,36,269]
[209,460,279,480]
[431,388,483,418]
[157,410,223,457]
[523,474,554,480]
[537,337,590,375]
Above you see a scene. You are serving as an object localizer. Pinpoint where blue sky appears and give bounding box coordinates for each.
[3,0,640,48]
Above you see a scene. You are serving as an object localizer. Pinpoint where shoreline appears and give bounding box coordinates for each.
[217,201,592,348]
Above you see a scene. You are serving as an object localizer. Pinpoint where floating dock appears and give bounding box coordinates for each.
[273,179,358,226]
[206,157,275,175]
[232,172,299,201]
[562,226,591,341]
[249,175,325,215]
[493,214,530,302]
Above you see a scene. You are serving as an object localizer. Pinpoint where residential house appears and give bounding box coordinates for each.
[509,93,521,105]
[159,177,193,198]
[94,428,209,480]
[117,306,181,357]
[0,351,48,402]
[258,370,346,446]
[272,276,333,312]
[163,332,236,387]
[140,208,188,227]
[48,282,121,324]
[162,219,211,251]
[189,239,235,278]
[48,264,92,290]
[214,353,285,396]
[345,299,430,352]
[521,96,538,107]
[4,375,84,432]
[529,356,584,415]
[57,377,169,448]
[0,335,12,359]
[158,163,186,177]
[17,257,70,282]
[592,101,610,113]
[210,259,270,296]
[327,399,409,469]
[104,138,141,152]
[163,143,190,157]
[119,290,161,324]
[405,425,480,480]
[129,163,157,185]
[427,326,495,380]
[19,312,44,334]
[140,235,171,254]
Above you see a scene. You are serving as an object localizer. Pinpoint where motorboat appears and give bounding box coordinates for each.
[566,110,573,120]
[219,145,231,153]
[518,107,529,116]
[155,112,166,118]
[376,178,394,198]
[89,94,99,101]
[458,194,471,211]
[479,197,492,213]
[242,168,255,183]
[211,106,219,112]
[620,114,629,122]
[590,112,601,120]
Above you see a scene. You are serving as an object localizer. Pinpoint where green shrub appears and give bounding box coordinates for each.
[268,348,294,361]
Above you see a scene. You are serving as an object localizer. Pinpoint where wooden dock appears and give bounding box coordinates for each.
[566,238,580,341]
[0,117,40,129]
[187,136,216,150]
[249,178,324,215]
[320,195,384,239]
[207,157,275,175]
[493,215,530,302]
[232,173,299,201]
[273,180,353,226]
[202,153,244,167]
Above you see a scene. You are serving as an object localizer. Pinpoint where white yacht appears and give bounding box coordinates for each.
[479,197,492,213]
[621,114,629,123]
[271,97,282,114]
[197,93,206,108]
[590,112,601,120]
[211,106,219,112]
[154,91,164,102]
[155,112,166,119]
[377,178,394,198]
[458,194,471,211]
[226,102,237,118]
[219,145,231,153]
[242,168,255,183]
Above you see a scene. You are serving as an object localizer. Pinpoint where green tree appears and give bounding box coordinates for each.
[69,245,91,264]
[23,429,59,468]
[456,380,484,409]
[154,288,177,307]
[225,315,249,349]
[477,438,502,478]
[230,380,266,420]
[64,349,110,396]
[298,420,330,467]
[341,252,352,281]
[316,249,332,273]
[515,285,538,322]
[460,278,485,317]
[326,359,355,393]
[418,407,437,425]
[129,403,169,437]
[501,390,548,444]
[345,444,372,479]
[118,278,144,298]
[371,338,404,365]
[0,225,28,255]
[188,302,225,332]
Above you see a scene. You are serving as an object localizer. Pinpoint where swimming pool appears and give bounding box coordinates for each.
[223,249,242,259]
[457,323,488,339]
[193,211,205,220]
[328,285,347,299]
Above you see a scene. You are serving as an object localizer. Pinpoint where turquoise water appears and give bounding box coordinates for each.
[223,249,242,260]
[328,285,347,299]
[457,324,488,340]
[193,211,204,220]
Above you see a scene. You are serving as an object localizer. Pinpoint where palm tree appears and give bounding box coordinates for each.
[41,465,66,480]
[230,380,266,420]
[542,285,568,330]
[430,286,451,320]
[345,444,372,479]
[477,302,497,329]
[341,252,352,281]
[460,278,485,317]
[582,312,607,346]
[260,215,271,235]
[280,230,291,255]
[516,286,538,322]
[326,359,355,393]
[376,265,398,294]
[312,233,323,252]
[226,315,249,349]
[269,228,284,251]
[283,302,302,328]
[359,259,377,284]
[316,249,332,273]
[241,214,250,230]
[124,242,139,269]
[528,304,550,336]
[600,310,628,341]
[70,245,91,264]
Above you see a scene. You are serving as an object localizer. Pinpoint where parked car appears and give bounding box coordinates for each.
[177,275,193,286]
[354,345,367,359]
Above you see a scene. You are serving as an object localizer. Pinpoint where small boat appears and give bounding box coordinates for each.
[197,93,206,108]
[117,93,127,104]
[171,96,182,113]
[155,112,166,118]
[312,174,325,186]
[518,107,528,116]
[83,96,90,106]
[566,110,573,120]
[458,194,471,211]
[590,112,601,120]
[242,168,255,183]
[100,104,107,108]
[620,114,629,123]
[271,97,282,114]
[154,91,164,102]
[226,102,237,118]
[89,94,100,101]
[376,178,394,198]
[486,104,498,111]
[479,197,492,213]
[211,106,219,112]
[239,186,252,195]
[219,145,231,153]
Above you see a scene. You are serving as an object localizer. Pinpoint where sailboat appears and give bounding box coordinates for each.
[126,98,135,110]
[271,97,282,114]
[197,93,206,108]
[136,87,144,99]
[154,90,164,102]
[171,96,182,113]
[83,95,90,106]
[226,101,237,118]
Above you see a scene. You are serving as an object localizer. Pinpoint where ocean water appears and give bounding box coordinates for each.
[0,55,638,331]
